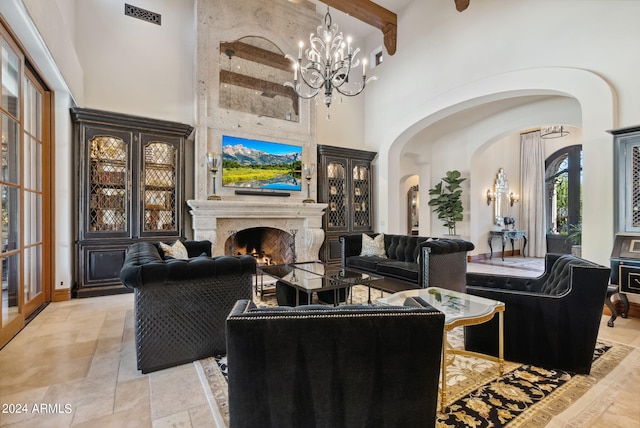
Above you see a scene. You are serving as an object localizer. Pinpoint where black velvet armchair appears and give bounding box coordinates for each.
[226,298,445,428]
[119,241,256,373]
[464,253,610,374]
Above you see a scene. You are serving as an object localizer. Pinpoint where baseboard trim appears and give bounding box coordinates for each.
[53,288,71,302]
[604,300,640,320]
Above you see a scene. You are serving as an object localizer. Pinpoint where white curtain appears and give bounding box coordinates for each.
[520,131,546,257]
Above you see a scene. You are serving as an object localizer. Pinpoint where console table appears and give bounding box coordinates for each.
[488,230,528,260]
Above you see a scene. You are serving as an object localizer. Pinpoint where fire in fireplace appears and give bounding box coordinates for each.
[225,227,294,265]
[249,251,273,266]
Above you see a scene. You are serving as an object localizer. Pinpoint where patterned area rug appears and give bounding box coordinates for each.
[436,340,632,427]
[197,286,633,427]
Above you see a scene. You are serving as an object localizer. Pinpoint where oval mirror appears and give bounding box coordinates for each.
[407,185,419,235]
[494,168,509,226]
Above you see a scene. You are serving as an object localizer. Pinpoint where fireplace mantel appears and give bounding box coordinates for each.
[187,199,328,261]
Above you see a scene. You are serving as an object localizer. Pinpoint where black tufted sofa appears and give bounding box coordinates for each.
[226,297,445,428]
[465,253,610,374]
[340,233,475,292]
[120,241,256,373]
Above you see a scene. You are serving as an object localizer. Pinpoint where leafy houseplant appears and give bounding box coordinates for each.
[567,222,582,257]
[428,170,467,236]
[567,222,582,245]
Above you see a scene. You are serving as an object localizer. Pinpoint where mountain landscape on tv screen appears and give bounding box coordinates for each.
[222,141,302,190]
[222,144,301,165]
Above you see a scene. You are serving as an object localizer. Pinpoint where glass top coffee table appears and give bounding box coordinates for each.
[259,261,382,306]
[378,287,505,411]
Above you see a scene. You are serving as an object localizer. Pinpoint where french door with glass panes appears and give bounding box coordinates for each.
[0,25,52,348]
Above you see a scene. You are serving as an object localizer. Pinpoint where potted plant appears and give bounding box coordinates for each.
[567,222,582,257]
[428,170,467,236]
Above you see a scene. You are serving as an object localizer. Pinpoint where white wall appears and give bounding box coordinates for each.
[1,0,81,292]
[364,0,635,266]
[74,0,195,123]
[313,7,379,152]
[401,96,581,254]
[21,0,83,103]
[316,94,366,150]
[471,135,522,255]
[5,0,638,294]
[2,0,196,293]
[470,126,584,258]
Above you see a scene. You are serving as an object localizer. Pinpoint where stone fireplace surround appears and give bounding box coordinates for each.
[189,1,327,262]
[193,0,320,205]
[187,199,328,262]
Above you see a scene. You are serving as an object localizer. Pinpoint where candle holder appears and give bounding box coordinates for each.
[206,152,221,200]
[229,230,237,256]
[290,229,298,264]
[302,163,315,203]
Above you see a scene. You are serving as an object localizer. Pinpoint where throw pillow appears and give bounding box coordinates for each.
[159,240,189,260]
[360,234,387,257]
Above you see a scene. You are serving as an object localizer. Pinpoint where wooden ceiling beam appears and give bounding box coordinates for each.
[454,0,470,12]
[318,0,397,56]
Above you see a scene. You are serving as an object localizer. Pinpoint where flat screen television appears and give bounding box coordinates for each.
[221,135,302,191]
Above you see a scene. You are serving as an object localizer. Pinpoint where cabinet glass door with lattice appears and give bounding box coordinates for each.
[87,132,130,236]
[141,140,179,234]
[318,145,377,263]
[72,108,192,297]
[352,164,371,230]
[327,160,347,229]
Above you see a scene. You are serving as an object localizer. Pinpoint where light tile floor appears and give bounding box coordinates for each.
[0,258,637,427]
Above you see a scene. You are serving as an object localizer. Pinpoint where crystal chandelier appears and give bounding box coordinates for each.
[540,125,570,139]
[284,7,376,118]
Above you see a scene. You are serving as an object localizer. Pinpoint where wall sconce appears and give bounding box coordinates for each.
[486,189,495,205]
[302,163,315,203]
[509,192,519,206]
[206,152,221,201]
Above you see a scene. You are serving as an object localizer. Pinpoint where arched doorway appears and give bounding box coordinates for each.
[545,145,582,253]
[374,67,613,263]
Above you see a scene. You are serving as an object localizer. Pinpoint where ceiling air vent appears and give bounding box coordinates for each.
[125,4,161,25]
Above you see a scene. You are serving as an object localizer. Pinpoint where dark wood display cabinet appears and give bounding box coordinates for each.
[71,108,193,297]
[317,145,377,263]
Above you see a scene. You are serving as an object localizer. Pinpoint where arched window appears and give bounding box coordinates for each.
[545,145,582,237]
